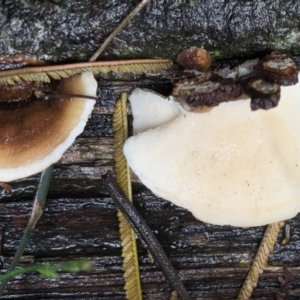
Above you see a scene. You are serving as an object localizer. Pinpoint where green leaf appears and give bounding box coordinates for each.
[60,260,93,273]
[38,266,60,279]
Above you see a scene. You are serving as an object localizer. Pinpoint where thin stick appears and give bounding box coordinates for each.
[104,171,190,300]
[0,166,53,296]
[89,0,151,62]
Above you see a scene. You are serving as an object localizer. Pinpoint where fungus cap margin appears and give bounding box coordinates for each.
[0,71,97,181]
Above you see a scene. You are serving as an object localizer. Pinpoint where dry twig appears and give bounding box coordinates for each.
[105,172,191,300]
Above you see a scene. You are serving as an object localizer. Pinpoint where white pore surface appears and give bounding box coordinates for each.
[130,88,181,135]
[124,79,300,227]
[2,71,96,181]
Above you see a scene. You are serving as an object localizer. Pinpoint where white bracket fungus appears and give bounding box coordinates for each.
[124,74,300,227]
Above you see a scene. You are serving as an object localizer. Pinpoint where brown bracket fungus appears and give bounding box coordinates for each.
[124,72,300,227]
[0,71,97,182]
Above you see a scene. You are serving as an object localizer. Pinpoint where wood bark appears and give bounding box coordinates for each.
[0,1,300,61]
[0,78,300,299]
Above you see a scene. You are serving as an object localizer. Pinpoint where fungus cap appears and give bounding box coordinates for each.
[124,79,300,227]
[130,88,181,135]
[0,71,97,181]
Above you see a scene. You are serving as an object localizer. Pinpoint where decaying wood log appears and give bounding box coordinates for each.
[1,77,300,299]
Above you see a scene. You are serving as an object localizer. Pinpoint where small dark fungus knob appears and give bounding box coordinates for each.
[246,78,281,111]
[259,52,298,86]
[177,47,212,72]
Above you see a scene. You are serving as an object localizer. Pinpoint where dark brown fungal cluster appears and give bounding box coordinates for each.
[259,52,298,86]
[172,73,243,110]
[172,51,298,112]
[242,78,281,111]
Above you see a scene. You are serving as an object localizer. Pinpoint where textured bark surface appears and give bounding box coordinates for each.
[1,1,300,297]
[0,78,300,299]
[0,0,300,62]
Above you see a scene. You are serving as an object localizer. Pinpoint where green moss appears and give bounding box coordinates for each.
[270,31,300,53]
[210,50,222,59]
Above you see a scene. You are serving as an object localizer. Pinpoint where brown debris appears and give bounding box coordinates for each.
[0,182,12,191]
[0,54,46,71]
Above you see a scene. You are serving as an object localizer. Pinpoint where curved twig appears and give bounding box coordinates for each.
[104,171,190,300]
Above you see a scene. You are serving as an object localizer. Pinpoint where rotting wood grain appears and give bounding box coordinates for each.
[1,190,300,299]
[1,77,300,299]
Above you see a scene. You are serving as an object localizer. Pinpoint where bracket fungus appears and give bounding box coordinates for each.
[124,68,300,227]
[0,71,97,182]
